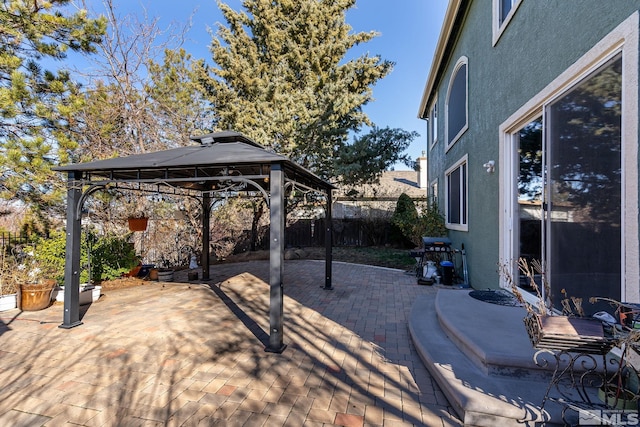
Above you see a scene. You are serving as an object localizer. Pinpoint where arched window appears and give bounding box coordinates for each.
[446,57,468,147]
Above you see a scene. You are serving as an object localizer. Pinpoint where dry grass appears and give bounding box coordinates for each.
[221,246,415,270]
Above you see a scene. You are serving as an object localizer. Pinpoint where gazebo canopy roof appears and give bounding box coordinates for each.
[54,131,335,193]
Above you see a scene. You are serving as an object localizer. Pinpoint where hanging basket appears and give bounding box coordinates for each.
[128,217,148,232]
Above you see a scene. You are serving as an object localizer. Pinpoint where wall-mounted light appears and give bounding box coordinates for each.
[483,160,495,174]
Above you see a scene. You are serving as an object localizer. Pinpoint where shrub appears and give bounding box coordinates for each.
[415,201,448,242]
[31,231,139,284]
[391,193,419,247]
[391,195,448,247]
[30,231,68,284]
[90,234,139,281]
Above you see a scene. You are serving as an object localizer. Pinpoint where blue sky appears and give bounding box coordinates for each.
[84,0,448,169]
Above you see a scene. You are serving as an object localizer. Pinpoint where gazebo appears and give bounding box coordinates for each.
[53,131,335,353]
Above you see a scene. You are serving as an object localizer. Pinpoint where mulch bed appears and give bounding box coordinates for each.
[99,277,149,291]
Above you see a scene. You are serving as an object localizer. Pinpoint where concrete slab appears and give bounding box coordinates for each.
[409,288,566,426]
[435,289,556,380]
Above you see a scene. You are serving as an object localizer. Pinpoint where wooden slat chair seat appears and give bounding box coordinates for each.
[524,313,616,355]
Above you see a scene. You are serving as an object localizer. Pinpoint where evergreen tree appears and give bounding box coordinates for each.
[335,126,418,186]
[204,0,394,179]
[392,195,447,246]
[147,48,214,147]
[391,193,418,245]
[0,0,105,231]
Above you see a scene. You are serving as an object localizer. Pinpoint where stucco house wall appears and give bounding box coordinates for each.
[420,0,640,307]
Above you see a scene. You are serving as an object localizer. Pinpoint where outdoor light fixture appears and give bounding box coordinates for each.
[483,160,495,173]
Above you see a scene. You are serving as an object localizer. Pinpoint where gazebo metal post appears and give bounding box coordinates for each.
[324,191,333,290]
[266,163,286,353]
[202,192,211,281]
[60,171,83,329]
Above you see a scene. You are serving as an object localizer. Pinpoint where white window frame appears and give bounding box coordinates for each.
[445,57,469,151]
[445,154,468,231]
[498,12,639,301]
[492,0,523,45]
[429,97,438,149]
[430,179,439,206]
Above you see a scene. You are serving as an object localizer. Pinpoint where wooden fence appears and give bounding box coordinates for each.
[285,218,396,247]
[231,218,399,253]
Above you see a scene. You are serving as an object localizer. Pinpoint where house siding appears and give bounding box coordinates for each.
[426,1,640,288]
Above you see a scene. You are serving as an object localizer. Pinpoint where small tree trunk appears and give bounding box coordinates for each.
[250,200,265,251]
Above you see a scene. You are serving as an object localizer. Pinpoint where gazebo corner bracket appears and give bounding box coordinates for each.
[76,184,108,219]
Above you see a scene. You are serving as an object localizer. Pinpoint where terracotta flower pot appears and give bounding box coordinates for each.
[19,280,56,311]
[128,217,148,232]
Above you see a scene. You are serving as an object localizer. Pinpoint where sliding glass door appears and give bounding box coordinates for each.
[517,118,543,290]
[545,54,622,314]
[515,54,622,315]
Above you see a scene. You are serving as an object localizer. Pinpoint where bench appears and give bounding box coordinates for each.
[524,312,639,424]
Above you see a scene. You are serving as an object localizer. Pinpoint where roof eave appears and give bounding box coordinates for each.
[417,0,464,119]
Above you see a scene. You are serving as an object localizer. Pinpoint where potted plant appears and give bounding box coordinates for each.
[18,279,56,311]
[49,231,138,303]
[52,282,102,305]
[14,248,57,311]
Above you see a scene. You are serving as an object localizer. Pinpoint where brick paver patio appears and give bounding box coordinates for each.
[0,260,462,426]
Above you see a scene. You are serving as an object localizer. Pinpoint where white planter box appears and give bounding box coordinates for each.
[53,285,102,305]
[0,293,17,311]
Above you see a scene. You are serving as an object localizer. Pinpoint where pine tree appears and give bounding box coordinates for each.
[335,126,418,186]
[147,48,214,147]
[204,0,393,178]
[0,0,105,231]
[391,193,419,245]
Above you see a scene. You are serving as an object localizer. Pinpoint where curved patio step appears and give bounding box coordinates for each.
[408,289,567,426]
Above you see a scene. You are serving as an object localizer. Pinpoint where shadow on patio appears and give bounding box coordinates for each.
[0,260,460,426]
